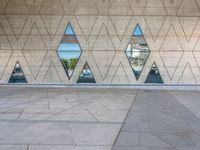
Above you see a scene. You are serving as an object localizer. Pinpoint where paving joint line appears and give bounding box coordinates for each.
[167,91,200,121]
[111,90,139,149]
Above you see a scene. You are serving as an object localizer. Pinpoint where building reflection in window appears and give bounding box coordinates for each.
[126,24,150,80]
[9,62,27,83]
[77,62,96,83]
[145,62,163,83]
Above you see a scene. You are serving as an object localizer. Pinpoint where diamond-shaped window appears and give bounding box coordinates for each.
[9,61,27,83]
[77,62,96,83]
[145,62,163,84]
[57,23,82,79]
[125,24,150,80]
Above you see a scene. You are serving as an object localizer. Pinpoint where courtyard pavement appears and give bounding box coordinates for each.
[0,86,199,150]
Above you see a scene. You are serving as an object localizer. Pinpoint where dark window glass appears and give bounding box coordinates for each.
[77,62,96,83]
[145,62,163,84]
[9,62,27,83]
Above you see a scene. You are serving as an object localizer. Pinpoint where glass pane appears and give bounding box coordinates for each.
[126,50,149,79]
[130,36,149,49]
[57,43,81,52]
[58,52,81,78]
[65,23,74,35]
[145,63,163,83]
[126,24,150,80]
[133,24,143,36]
[57,23,82,79]
[9,62,27,83]
[77,63,96,83]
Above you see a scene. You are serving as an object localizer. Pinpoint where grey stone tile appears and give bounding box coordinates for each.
[0,122,33,140]
[148,120,191,133]
[89,110,128,122]
[29,145,111,150]
[149,146,177,150]
[121,122,149,132]
[73,146,112,150]
[189,133,200,147]
[0,113,19,120]
[0,145,28,150]
[69,123,121,145]
[191,124,200,132]
[47,110,97,122]
[0,123,74,145]
[154,132,196,148]
[125,115,142,123]
[115,132,139,146]
[29,145,74,150]
[113,146,150,150]
[177,148,198,150]
[139,133,170,147]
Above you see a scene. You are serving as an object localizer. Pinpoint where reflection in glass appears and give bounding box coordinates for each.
[125,24,150,80]
[145,63,163,83]
[57,23,82,79]
[9,62,27,83]
[58,51,80,78]
[58,44,81,52]
[77,62,96,83]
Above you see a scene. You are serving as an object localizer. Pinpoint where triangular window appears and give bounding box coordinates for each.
[145,62,163,84]
[9,62,27,83]
[133,24,143,36]
[77,62,96,83]
[125,23,150,80]
[64,23,75,35]
[57,23,82,79]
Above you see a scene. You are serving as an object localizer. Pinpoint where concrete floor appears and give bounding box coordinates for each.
[0,87,199,150]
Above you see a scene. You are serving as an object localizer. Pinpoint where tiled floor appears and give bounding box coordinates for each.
[0,86,136,150]
[0,87,200,150]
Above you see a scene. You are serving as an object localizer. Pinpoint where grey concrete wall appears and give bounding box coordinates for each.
[0,0,200,84]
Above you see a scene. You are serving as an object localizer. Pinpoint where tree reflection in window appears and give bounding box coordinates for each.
[57,23,82,79]
[125,24,150,80]
[9,61,27,83]
[77,62,96,83]
[145,62,163,84]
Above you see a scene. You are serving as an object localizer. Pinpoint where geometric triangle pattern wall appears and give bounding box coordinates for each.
[0,0,200,84]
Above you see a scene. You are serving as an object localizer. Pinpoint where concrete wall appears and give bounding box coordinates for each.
[0,0,200,84]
